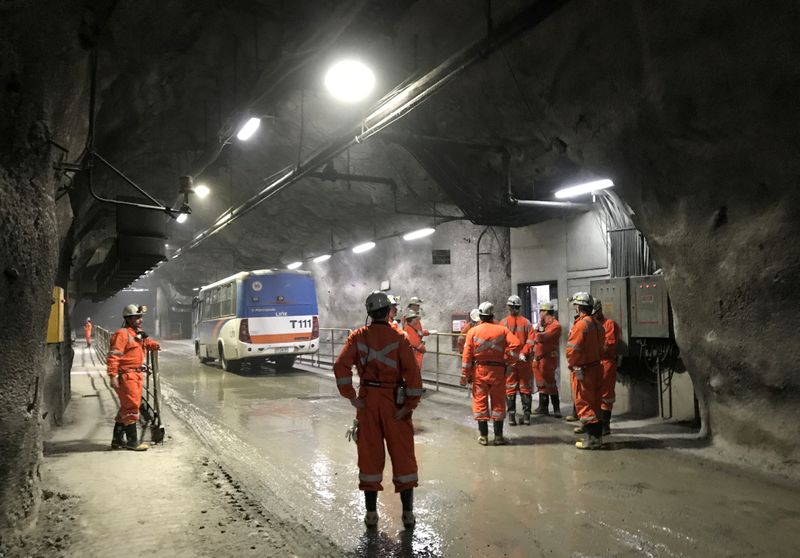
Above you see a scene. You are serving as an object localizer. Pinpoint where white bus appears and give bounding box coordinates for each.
[194,269,319,372]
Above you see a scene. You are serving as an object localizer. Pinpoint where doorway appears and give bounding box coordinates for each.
[517,280,558,324]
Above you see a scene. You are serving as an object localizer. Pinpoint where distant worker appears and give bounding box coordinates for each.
[460,302,522,446]
[404,309,427,371]
[566,292,604,450]
[334,291,423,529]
[593,299,621,436]
[404,296,429,336]
[457,309,480,355]
[388,295,404,334]
[500,295,533,426]
[84,317,93,347]
[107,304,160,451]
[531,301,563,417]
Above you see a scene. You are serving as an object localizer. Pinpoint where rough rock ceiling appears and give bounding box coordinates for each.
[70,0,592,297]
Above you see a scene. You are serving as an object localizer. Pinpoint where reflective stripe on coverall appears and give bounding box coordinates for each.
[404,322,426,371]
[599,317,621,411]
[334,322,422,493]
[530,318,562,395]
[461,322,522,421]
[107,327,158,425]
[566,316,603,424]
[500,315,533,396]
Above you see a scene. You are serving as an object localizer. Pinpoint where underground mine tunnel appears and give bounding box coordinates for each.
[1,1,798,555]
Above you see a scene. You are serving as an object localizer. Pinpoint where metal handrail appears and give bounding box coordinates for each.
[94,326,165,443]
[297,327,466,391]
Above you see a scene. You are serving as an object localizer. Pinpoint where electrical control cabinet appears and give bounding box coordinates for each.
[590,278,629,356]
[629,275,671,338]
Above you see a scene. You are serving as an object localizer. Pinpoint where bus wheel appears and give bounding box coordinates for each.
[219,343,241,372]
[274,355,296,372]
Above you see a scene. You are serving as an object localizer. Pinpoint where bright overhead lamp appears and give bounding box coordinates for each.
[403,227,435,241]
[324,60,375,103]
[352,241,376,254]
[236,117,261,141]
[176,213,188,223]
[313,254,332,263]
[164,243,169,248]
[287,261,303,270]
[554,178,614,199]
[192,287,200,291]
[195,184,210,199]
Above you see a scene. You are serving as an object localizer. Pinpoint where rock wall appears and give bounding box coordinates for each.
[0,1,88,535]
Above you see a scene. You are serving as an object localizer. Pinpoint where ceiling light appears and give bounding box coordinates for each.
[554,178,614,199]
[195,184,210,199]
[287,261,303,270]
[164,244,169,248]
[352,241,376,254]
[176,213,188,223]
[313,254,332,263]
[403,227,435,241]
[236,117,261,141]
[192,287,200,291]
[324,60,375,103]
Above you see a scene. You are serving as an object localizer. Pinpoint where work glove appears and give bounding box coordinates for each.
[345,419,359,443]
[518,353,527,362]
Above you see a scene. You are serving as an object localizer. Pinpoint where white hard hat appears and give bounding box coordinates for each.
[571,292,594,308]
[478,301,494,317]
[407,296,423,306]
[365,291,392,313]
[539,301,555,312]
[122,304,146,317]
[405,309,419,320]
[507,294,522,307]
[387,294,400,306]
[86,317,91,321]
[469,308,480,322]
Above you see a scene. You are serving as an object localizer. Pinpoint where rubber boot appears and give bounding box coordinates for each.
[400,489,415,528]
[493,420,509,446]
[575,422,603,450]
[533,393,549,415]
[478,420,489,446]
[124,424,149,451]
[506,395,517,426]
[521,394,532,425]
[601,409,612,436]
[111,422,125,450]
[364,491,378,527]
[551,393,562,418]
[565,404,579,422]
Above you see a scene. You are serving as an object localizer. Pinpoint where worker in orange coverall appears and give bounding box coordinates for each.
[593,299,621,436]
[530,301,563,417]
[566,292,605,449]
[460,302,521,446]
[457,309,480,355]
[107,304,160,451]
[84,317,92,347]
[404,309,426,371]
[387,295,404,334]
[500,295,533,426]
[334,291,423,530]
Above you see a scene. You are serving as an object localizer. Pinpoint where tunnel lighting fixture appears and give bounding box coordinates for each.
[313,254,332,263]
[192,287,200,291]
[176,213,188,223]
[287,261,303,270]
[554,178,614,199]
[324,60,375,103]
[403,227,435,241]
[236,117,261,141]
[164,243,169,248]
[195,184,210,199]
[352,241,376,254]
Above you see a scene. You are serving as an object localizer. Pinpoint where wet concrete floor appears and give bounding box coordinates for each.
[158,341,798,557]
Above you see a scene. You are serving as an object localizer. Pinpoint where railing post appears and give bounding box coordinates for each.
[435,333,440,392]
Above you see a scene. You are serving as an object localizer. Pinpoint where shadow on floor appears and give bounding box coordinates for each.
[44,441,112,456]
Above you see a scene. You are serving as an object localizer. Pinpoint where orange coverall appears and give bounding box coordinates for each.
[461,322,521,422]
[107,327,159,425]
[84,321,92,346]
[530,318,562,395]
[599,317,621,411]
[566,315,603,424]
[334,321,423,493]
[404,321,426,371]
[500,315,532,396]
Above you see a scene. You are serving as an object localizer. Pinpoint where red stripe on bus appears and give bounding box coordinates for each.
[249,333,311,344]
